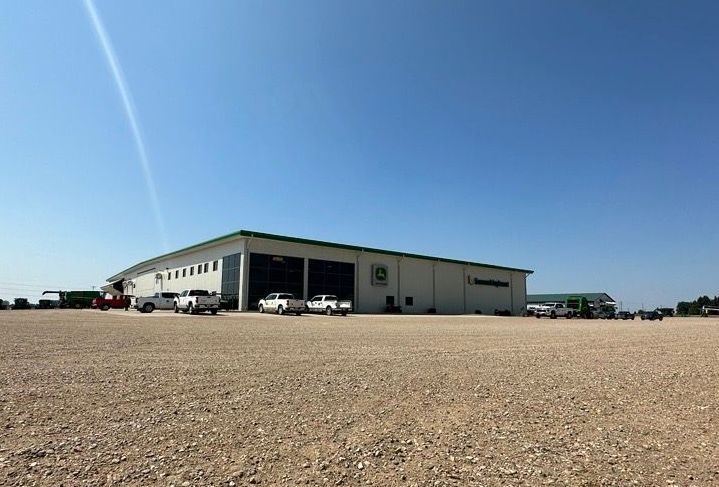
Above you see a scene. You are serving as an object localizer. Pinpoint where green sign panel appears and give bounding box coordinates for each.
[372,264,388,286]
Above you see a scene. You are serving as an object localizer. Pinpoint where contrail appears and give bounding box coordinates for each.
[83,0,169,250]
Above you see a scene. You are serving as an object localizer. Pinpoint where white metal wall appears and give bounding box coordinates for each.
[114,235,528,315]
[122,240,240,298]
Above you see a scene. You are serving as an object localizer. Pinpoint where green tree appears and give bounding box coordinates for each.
[676,301,691,315]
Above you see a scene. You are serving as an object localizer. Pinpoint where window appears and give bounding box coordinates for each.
[204,263,209,273]
[405,296,414,306]
[175,270,179,279]
[182,268,186,277]
[386,296,395,306]
[167,272,171,280]
[190,267,194,276]
[307,259,355,301]
[213,260,218,271]
[221,253,241,310]
[198,264,202,275]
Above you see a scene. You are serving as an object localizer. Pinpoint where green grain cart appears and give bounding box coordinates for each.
[565,295,592,319]
[43,290,102,309]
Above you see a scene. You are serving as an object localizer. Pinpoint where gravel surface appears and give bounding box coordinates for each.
[0,310,717,486]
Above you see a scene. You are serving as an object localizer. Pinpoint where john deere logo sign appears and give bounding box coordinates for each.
[372,264,388,286]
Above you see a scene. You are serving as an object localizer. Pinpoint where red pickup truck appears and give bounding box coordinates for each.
[92,295,132,311]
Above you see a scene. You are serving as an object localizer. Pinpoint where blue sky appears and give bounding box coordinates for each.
[1,0,717,309]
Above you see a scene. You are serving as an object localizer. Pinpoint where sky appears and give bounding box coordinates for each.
[1,0,717,310]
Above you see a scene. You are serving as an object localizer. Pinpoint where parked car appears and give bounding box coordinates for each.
[258,293,305,315]
[615,311,635,320]
[135,292,179,313]
[535,302,575,319]
[641,310,663,321]
[594,307,616,319]
[174,289,220,315]
[305,295,352,316]
[92,294,132,311]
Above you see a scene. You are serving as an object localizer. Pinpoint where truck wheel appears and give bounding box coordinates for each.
[566,312,572,319]
[295,311,302,316]
[188,303,196,315]
[535,314,541,319]
[277,305,284,315]
[341,311,348,316]
[210,309,218,315]
[142,303,154,314]
[174,303,179,313]
[550,311,556,319]
[74,303,82,309]
[101,304,110,311]
[325,306,333,316]
[258,304,264,313]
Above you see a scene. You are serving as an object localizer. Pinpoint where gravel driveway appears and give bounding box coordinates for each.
[1,311,717,486]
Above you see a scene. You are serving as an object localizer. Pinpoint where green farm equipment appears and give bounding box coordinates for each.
[11,298,32,310]
[43,290,102,309]
[565,295,592,319]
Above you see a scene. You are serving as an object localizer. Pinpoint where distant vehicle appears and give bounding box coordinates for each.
[305,295,352,316]
[92,294,132,311]
[641,310,663,321]
[701,306,719,317]
[526,304,542,316]
[258,293,305,315]
[174,289,220,315]
[594,306,616,319]
[135,292,179,313]
[36,299,59,309]
[615,311,635,320]
[43,290,102,309]
[535,302,575,319]
[11,298,32,310]
[0,300,10,310]
[565,296,592,319]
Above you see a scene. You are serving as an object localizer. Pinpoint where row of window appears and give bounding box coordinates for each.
[167,260,219,281]
[386,296,414,306]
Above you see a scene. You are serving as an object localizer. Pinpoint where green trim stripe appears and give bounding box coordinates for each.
[108,229,534,281]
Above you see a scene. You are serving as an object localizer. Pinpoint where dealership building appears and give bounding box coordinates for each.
[105,230,533,314]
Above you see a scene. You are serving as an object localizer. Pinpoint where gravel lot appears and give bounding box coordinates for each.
[0,311,717,486]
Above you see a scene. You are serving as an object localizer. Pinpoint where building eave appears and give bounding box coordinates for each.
[107,229,534,282]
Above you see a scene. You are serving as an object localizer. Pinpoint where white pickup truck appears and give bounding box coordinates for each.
[535,302,574,319]
[258,293,305,315]
[135,292,178,313]
[306,295,352,316]
[174,289,221,315]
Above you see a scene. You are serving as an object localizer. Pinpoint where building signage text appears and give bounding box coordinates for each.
[467,276,509,287]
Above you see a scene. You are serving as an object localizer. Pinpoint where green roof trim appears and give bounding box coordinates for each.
[108,229,533,281]
[527,293,615,303]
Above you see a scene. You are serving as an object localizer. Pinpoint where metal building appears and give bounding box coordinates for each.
[106,230,533,314]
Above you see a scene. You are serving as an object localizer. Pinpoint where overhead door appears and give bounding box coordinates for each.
[308,259,355,301]
[248,253,304,309]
